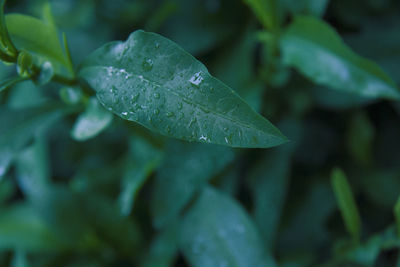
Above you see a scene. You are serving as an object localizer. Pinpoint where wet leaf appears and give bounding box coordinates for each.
[78,30,287,148]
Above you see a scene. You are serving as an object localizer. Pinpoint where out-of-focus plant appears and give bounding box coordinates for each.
[1,0,400,266]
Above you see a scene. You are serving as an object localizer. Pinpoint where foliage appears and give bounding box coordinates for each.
[0,0,400,266]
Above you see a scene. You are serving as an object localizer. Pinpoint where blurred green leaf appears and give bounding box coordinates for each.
[212,28,263,111]
[0,75,26,93]
[180,186,277,267]
[118,136,163,216]
[159,0,242,55]
[150,141,234,229]
[243,0,281,31]
[281,16,400,100]
[278,182,335,254]
[11,251,28,267]
[0,105,65,178]
[0,0,17,60]
[140,223,179,267]
[347,111,375,166]
[282,0,330,17]
[79,30,287,148]
[395,196,400,237]
[15,137,50,198]
[0,203,64,252]
[71,97,113,141]
[331,167,362,242]
[248,119,301,249]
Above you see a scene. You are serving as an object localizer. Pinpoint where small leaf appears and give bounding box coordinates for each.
[0,105,65,177]
[281,16,400,100]
[180,186,277,267]
[140,223,179,267]
[71,97,113,141]
[5,13,72,77]
[394,196,400,237]
[0,204,64,252]
[78,30,287,148]
[0,76,27,93]
[331,167,362,242]
[150,141,234,229]
[243,0,281,31]
[15,137,50,199]
[0,0,17,59]
[282,0,330,17]
[347,111,374,166]
[118,136,162,216]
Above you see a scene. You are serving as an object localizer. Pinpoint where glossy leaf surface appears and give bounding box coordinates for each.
[79,30,287,148]
[281,16,400,100]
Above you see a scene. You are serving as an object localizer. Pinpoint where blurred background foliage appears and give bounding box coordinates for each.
[1,0,400,266]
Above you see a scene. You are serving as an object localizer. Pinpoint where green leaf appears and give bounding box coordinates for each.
[279,182,336,253]
[282,0,330,17]
[248,119,301,249]
[0,76,26,93]
[0,0,17,60]
[394,196,400,237]
[347,111,375,166]
[180,186,277,267]
[281,16,400,100]
[0,105,65,178]
[78,30,287,148]
[150,141,234,229]
[71,97,113,141]
[0,203,64,252]
[118,136,162,216]
[243,0,281,31]
[331,167,362,242]
[140,223,179,267]
[5,13,73,77]
[15,137,50,199]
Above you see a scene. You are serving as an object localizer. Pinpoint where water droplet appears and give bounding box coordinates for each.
[121,111,128,116]
[154,109,160,115]
[166,111,174,117]
[142,58,153,71]
[223,127,228,132]
[155,42,160,49]
[131,93,139,104]
[153,92,160,99]
[189,72,204,87]
[199,135,207,141]
[224,134,233,144]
